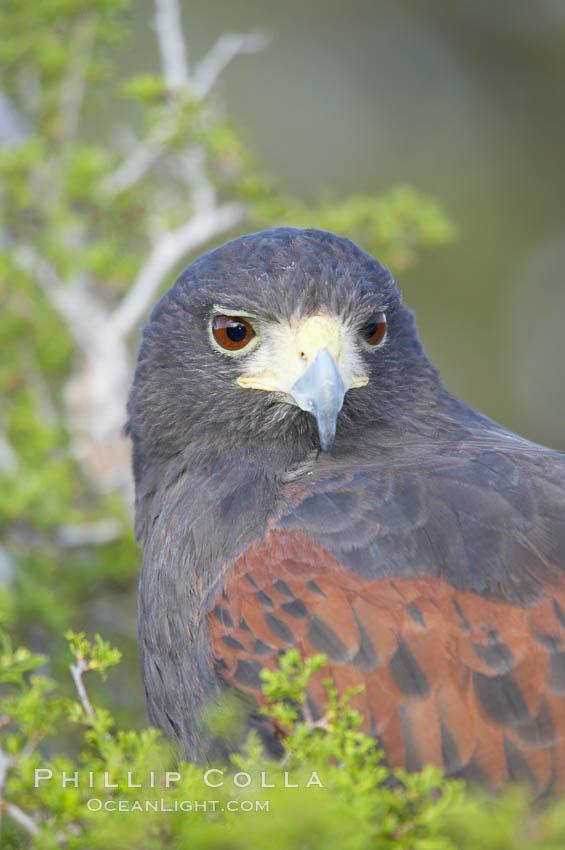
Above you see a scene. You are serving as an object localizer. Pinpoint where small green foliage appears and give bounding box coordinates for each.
[260,648,326,729]
[0,632,47,685]
[120,74,167,104]
[258,185,456,273]
[65,630,122,676]
[0,632,65,782]
[3,640,565,848]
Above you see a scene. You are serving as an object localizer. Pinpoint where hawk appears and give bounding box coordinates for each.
[128,228,565,791]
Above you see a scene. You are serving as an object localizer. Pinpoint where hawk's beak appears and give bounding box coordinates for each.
[290,349,345,451]
[236,313,368,452]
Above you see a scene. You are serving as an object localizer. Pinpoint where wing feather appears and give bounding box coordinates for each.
[209,439,565,790]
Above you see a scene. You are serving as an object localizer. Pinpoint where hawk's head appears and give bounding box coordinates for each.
[128,228,440,469]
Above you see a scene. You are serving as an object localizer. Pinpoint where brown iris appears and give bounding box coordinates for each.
[363,312,387,346]
[212,315,256,351]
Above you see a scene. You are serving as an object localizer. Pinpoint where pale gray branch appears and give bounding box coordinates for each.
[0,747,14,836]
[70,658,95,722]
[5,802,40,838]
[13,244,133,496]
[14,245,61,295]
[154,0,190,91]
[102,140,163,196]
[15,248,109,356]
[192,31,271,99]
[0,546,14,587]
[0,430,18,473]
[104,22,269,197]
[57,16,96,144]
[102,109,193,196]
[110,201,246,337]
[0,93,30,146]
[0,749,13,794]
[17,736,39,765]
[175,146,216,214]
[22,349,58,426]
[12,246,86,351]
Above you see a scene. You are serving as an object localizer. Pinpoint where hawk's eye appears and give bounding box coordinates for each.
[362,312,387,346]
[212,315,256,351]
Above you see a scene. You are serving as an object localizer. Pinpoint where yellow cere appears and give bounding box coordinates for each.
[236,313,369,394]
[350,375,369,388]
[295,314,342,362]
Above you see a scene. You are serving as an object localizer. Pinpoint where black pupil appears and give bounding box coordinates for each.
[365,322,379,339]
[226,320,247,342]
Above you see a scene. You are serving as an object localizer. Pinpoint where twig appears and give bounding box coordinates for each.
[109,201,246,337]
[13,248,109,354]
[154,0,190,91]
[69,658,96,723]
[3,802,40,838]
[302,697,314,726]
[302,699,328,732]
[0,429,18,473]
[11,248,100,355]
[19,346,59,426]
[0,744,43,838]
[14,244,61,295]
[50,14,97,211]
[102,140,164,196]
[0,93,30,147]
[192,31,271,99]
[0,543,15,589]
[175,146,216,214]
[57,15,97,143]
[17,736,40,765]
[102,111,186,196]
[0,748,14,836]
[0,750,14,795]
[103,26,269,195]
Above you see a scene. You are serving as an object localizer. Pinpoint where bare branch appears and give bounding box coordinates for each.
[154,0,190,91]
[19,345,59,426]
[192,31,271,99]
[17,736,39,765]
[13,247,112,353]
[13,245,61,296]
[0,429,18,473]
[102,106,196,197]
[0,546,14,587]
[0,93,30,146]
[70,658,96,723]
[4,802,41,838]
[175,146,216,214]
[12,244,133,497]
[102,140,163,196]
[103,24,269,195]
[0,749,14,793]
[0,747,13,836]
[109,201,246,337]
[57,15,97,144]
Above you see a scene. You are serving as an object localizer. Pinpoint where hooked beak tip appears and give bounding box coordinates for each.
[289,349,345,452]
[318,429,335,452]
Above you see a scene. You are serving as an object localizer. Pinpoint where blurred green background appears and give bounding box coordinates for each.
[118,0,565,449]
[1,0,564,735]
[2,4,565,843]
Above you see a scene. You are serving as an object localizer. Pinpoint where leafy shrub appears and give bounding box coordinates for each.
[2,633,565,849]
